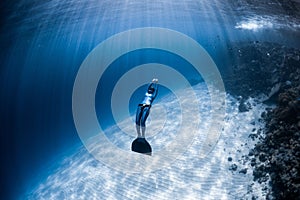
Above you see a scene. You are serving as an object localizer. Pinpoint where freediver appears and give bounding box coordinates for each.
[131,78,158,155]
[135,78,159,138]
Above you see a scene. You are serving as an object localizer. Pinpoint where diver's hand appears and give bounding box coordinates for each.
[152,78,158,83]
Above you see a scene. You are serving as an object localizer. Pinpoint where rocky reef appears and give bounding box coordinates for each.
[252,86,300,199]
[224,41,300,199]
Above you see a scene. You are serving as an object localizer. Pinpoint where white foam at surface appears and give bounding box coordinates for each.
[235,14,300,31]
[26,83,269,200]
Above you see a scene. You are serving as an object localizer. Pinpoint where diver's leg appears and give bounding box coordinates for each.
[141,107,150,138]
[135,105,143,138]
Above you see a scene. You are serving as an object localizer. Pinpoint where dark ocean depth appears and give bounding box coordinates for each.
[0,0,299,199]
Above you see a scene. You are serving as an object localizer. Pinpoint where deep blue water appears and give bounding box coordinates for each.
[0,0,299,199]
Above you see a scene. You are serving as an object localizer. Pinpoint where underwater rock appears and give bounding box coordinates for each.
[224,42,300,101]
[238,100,251,112]
[258,153,267,162]
[250,158,256,167]
[229,164,238,171]
[239,168,248,174]
[248,149,255,156]
[264,83,281,102]
[285,80,292,86]
[251,87,300,199]
[228,42,300,199]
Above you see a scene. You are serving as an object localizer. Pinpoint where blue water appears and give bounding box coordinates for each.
[0,0,299,199]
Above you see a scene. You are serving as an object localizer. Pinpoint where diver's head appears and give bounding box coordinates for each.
[148,87,155,94]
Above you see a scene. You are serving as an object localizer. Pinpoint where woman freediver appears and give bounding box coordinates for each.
[131,78,158,155]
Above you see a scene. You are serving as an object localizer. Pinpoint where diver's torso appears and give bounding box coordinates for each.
[141,92,154,105]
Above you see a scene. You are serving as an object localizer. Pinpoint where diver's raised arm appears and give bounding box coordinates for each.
[152,78,158,99]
